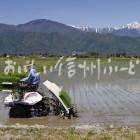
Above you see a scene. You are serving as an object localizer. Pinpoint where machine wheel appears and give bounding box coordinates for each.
[34,97,50,117]
[9,105,31,118]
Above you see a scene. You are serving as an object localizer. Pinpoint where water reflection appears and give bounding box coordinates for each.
[0,68,140,127]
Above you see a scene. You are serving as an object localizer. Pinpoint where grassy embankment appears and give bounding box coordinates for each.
[0,126,140,140]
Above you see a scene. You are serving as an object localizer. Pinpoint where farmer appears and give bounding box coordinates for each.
[20,64,40,90]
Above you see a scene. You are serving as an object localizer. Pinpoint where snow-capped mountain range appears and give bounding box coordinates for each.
[70,22,140,37]
[122,22,140,29]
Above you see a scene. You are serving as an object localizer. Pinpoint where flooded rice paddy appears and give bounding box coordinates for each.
[0,66,140,127]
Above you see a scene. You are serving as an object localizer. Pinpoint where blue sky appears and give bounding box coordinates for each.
[0,0,140,27]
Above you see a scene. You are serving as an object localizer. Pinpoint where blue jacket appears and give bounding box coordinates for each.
[21,68,40,85]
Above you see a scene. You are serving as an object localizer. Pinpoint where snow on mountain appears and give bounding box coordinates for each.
[121,22,140,29]
[71,22,140,31]
[70,25,95,32]
[70,22,140,37]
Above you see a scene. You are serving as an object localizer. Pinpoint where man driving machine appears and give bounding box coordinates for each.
[20,64,40,91]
